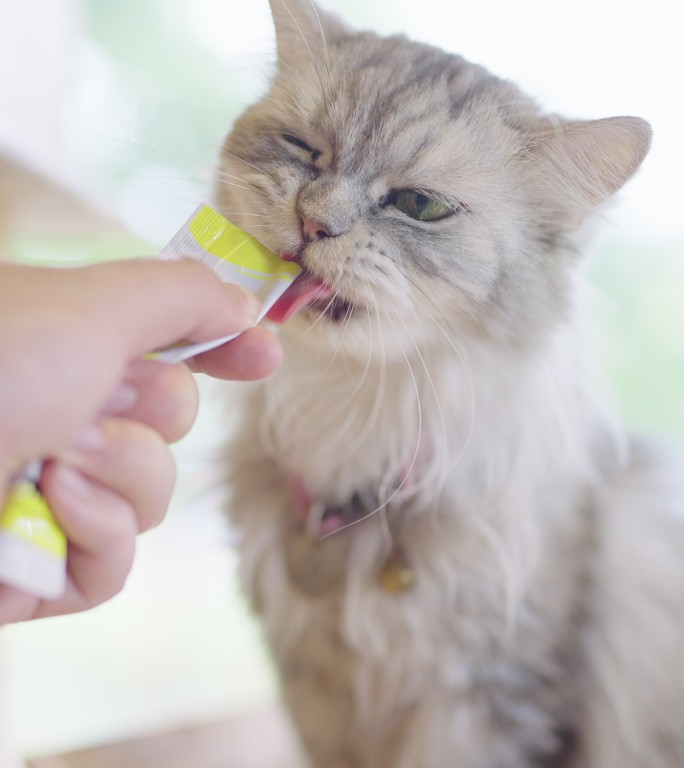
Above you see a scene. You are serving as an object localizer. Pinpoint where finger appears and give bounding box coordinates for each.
[188,327,283,381]
[0,582,41,625]
[57,418,176,534]
[37,465,138,617]
[102,358,199,443]
[34,418,178,617]
[77,259,262,357]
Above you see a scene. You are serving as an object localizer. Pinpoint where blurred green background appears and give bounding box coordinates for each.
[1,0,681,761]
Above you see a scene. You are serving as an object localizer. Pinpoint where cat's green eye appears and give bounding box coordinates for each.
[392,190,455,222]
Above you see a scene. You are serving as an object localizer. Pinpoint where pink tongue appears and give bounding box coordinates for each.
[267,273,332,324]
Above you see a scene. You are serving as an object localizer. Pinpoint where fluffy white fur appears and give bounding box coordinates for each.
[217,2,683,765]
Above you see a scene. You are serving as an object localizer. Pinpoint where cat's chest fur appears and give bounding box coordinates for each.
[229,328,596,766]
[261,325,603,513]
[239,320,602,622]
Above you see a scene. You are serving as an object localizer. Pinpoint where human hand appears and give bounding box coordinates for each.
[0,258,282,623]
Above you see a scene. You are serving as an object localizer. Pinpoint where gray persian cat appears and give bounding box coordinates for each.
[216,1,683,765]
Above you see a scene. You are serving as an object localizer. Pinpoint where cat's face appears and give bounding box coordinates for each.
[217,0,651,361]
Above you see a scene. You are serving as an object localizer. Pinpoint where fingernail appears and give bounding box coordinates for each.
[70,422,106,454]
[53,465,92,501]
[229,285,261,324]
[102,382,138,415]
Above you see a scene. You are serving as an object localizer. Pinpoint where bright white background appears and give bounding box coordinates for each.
[0,0,682,762]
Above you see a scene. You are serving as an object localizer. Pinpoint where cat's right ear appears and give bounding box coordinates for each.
[269,0,348,70]
[525,116,652,227]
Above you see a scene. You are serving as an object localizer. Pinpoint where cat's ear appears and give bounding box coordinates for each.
[269,0,348,70]
[527,116,652,221]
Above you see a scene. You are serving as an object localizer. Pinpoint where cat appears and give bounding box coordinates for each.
[216,1,684,766]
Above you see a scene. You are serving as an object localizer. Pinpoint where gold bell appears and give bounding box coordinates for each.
[379,550,415,594]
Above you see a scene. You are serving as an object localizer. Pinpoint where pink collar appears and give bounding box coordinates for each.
[287,464,415,539]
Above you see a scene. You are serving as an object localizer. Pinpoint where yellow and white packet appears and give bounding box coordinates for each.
[154,204,301,363]
[0,461,67,600]
[0,205,301,600]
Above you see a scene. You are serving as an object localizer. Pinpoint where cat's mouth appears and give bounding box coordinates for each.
[266,260,356,324]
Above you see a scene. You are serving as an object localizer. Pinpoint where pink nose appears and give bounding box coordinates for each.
[299,212,332,242]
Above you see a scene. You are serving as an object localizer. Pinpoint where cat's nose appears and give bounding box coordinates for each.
[299,212,333,243]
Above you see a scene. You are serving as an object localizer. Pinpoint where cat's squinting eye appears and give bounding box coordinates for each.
[389,190,456,222]
[282,133,312,152]
[282,133,321,161]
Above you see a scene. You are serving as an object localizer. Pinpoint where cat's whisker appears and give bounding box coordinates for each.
[215,168,255,186]
[227,222,271,230]
[209,178,252,193]
[128,172,209,184]
[306,294,378,455]
[399,314,456,537]
[219,148,269,176]
[137,136,249,184]
[281,0,336,120]
[393,265,478,469]
[306,0,329,62]
[371,294,409,504]
[64,124,253,194]
[390,305,451,502]
[324,296,357,371]
[382,304,424,482]
[323,303,424,538]
[296,291,339,342]
[382,296,518,608]
[218,211,268,219]
[284,302,381,456]
[278,0,316,64]
[326,293,387,462]
[277,0,331,98]
[214,176,254,193]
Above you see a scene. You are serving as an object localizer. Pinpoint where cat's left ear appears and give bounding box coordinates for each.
[527,116,652,219]
[269,0,349,71]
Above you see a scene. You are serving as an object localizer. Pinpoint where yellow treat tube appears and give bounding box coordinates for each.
[0,472,67,600]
